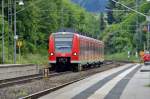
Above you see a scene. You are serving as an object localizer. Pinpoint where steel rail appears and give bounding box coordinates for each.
[0,71,71,88]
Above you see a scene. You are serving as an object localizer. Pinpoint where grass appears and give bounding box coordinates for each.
[19,54,48,67]
[0,44,48,67]
[145,84,150,87]
[4,53,48,68]
[105,52,140,62]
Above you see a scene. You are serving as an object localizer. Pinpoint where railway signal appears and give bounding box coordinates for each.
[17,40,23,48]
[17,40,23,63]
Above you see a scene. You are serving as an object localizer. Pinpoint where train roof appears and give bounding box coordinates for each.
[51,32,74,35]
[51,32,104,44]
[78,34,103,44]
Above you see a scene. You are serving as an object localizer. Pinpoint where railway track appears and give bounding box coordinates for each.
[0,61,131,99]
[0,60,125,89]
[0,60,127,89]
[0,71,71,88]
[0,74,40,88]
[19,61,127,99]
[20,77,87,99]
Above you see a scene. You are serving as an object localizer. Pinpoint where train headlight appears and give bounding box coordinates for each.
[73,52,77,56]
[50,52,54,56]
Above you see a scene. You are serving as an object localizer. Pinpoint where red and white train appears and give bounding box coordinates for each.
[48,32,104,72]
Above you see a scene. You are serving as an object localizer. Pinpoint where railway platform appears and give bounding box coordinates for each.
[0,64,22,67]
[39,63,150,99]
[0,64,39,80]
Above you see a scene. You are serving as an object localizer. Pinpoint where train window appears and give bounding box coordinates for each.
[55,40,72,53]
[54,33,73,53]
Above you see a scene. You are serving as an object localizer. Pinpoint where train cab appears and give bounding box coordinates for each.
[48,32,104,72]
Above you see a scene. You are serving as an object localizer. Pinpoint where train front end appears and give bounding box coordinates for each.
[49,32,79,71]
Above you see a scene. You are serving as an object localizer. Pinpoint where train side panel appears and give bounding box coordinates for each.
[79,36,104,65]
[71,34,80,63]
[49,35,55,63]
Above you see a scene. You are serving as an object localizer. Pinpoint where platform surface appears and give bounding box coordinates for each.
[39,64,150,99]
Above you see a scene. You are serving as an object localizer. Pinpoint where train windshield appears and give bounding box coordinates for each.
[54,33,73,53]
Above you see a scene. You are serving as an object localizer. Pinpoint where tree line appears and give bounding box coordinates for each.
[104,0,150,54]
[0,0,101,63]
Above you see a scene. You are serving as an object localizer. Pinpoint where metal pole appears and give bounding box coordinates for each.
[111,0,147,17]
[147,29,149,50]
[14,0,17,64]
[8,0,13,62]
[61,1,64,30]
[136,0,139,52]
[144,43,146,51]
[19,46,21,63]
[148,23,150,50]
[2,0,5,64]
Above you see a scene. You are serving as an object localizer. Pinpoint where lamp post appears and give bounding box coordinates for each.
[14,0,24,64]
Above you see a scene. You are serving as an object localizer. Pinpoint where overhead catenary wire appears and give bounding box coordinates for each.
[111,0,148,17]
[16,0,43,14]
[16,0,85,14]
[105,9,130,12]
